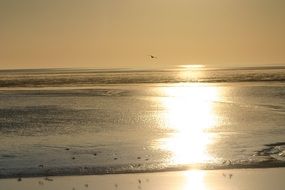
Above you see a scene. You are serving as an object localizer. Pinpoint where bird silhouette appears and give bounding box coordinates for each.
[148,55,157,59]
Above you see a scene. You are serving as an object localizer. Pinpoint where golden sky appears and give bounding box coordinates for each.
[0,0,285,69]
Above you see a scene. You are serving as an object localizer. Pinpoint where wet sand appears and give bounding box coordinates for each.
[1,168,285,190]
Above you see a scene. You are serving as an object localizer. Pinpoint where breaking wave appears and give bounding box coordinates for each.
[0,67,285,88]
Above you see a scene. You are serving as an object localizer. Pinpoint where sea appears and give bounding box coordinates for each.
[0,65,285,178]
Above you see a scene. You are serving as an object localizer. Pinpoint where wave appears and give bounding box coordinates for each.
[0,67,285,88]
[1,142,285,178]
[1,160,285,179]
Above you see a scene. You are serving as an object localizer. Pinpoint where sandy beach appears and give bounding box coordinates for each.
[1,168,285,190]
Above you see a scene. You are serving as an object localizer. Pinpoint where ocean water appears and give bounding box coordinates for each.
[0,66,285,178]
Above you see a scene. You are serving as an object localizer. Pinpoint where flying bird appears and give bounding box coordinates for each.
[148,55,158,59]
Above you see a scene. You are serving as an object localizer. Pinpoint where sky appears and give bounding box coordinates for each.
[0,0,285,69]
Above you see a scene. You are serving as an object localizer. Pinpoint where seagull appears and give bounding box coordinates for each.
[148,55,158,59]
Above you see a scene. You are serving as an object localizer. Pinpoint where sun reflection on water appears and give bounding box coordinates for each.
[183,170,207,190]
[158,83,219,165]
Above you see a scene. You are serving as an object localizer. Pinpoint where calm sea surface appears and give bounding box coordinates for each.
[0,66,285,177]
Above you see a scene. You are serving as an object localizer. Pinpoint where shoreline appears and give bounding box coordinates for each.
[2,161,285,179]
[1,168,285,190]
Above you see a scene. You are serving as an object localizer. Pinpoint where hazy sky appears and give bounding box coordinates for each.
[1,0,285,69]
